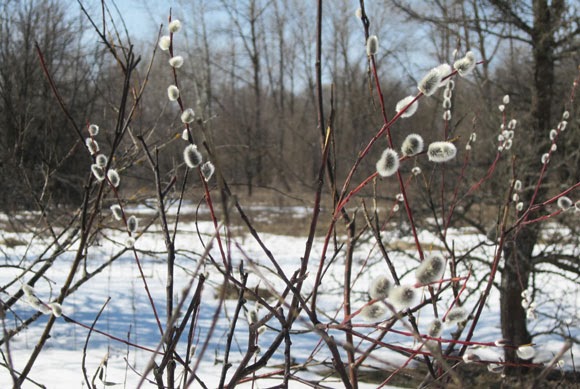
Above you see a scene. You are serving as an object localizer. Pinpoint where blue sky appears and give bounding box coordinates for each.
[106,0,178,39]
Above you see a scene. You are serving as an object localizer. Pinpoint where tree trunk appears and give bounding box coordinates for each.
[500,224,537,368]
[500,0,558,370]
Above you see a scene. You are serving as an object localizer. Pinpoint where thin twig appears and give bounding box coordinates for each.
[82,297,111,389]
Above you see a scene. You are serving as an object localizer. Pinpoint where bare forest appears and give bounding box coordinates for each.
[1,0,579,388]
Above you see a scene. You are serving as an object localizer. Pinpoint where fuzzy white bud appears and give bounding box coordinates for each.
[376,148,400,177]
[395,95,419,118]
[107,169,120,188]
[361,303,387,322]
[369,276,391,300]
[88,124,99,136]
[562,111,570,120]
[26,294,51,314]
[168,20,182,33]
[366,35,378,56]
[428,318,442,338]
[516,345,535,360]
[169,56,184,68]
[201,161,215,181]
[184,144,203,168]
[181,108,195,123]
[557,196,573,211]
[418,67,444,96]
[526,307,537,320]
[49,302,62,317]
[558,121,568,131]
[453,51,475,76]
[22,284,35,297]
[167,85,180,101]
[541,153,550,164]
[95,154,108,168]
[110,204,123,221]
[86,138,100,155]
[428,141,457,163]
[401,134,424,157]
[445,307,468,324]
[389,285,418,310]
[247,310,258,325]
[125,237,135,248]
[159,36,171,51]
[127,215,138,233]
[502,95,510,104]
[412,166,422,176]
[415,254,445,285]
[91,164,105,181]
[435,63,452,86]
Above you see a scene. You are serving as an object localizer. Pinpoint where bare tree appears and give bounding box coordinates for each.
[0,0,102,210]
[390,0,580,372]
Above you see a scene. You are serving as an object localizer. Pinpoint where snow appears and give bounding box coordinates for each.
[0,206,578,388]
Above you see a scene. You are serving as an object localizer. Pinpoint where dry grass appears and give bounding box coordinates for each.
[320,363,579,388]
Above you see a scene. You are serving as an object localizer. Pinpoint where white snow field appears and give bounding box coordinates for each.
[1,204,578,388]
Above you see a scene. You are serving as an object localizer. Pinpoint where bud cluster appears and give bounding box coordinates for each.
[497,109,516,153]
[87,123,121,190]
[512,179,524,211]
[158,19,216,182]
[442,80,454,121]
[520,290,537,320]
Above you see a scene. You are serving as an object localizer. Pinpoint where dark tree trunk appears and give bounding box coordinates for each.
[500,0,559,370]
[500,224,537,366]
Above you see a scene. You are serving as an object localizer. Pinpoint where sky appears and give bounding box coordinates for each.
[88,0,179,41]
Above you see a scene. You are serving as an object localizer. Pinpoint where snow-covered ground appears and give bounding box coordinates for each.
[0,204,578,388]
